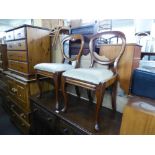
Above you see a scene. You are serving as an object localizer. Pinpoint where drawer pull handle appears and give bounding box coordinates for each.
[18,43,22,46]
[20,113,26,119]
[11,88,17,93]
[17,33,21,36]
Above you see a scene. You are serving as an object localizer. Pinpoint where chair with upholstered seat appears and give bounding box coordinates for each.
[61,31,126,131]
[34,34,84,110]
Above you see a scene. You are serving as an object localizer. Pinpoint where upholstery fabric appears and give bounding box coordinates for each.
[34,63,74,73]
[63,68,113,84]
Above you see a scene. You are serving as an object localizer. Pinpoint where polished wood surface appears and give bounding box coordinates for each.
[30,91,122,135]
[100,43,141,94]
[120,96,155,134]
[62,31,126,131]
[27,26,51,74]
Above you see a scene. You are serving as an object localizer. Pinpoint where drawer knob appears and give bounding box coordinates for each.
[18,43,22,46]
[17,33,21,36]
[11,88,17,93]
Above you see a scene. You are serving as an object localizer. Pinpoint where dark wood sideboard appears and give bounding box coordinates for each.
[30,91,122,135]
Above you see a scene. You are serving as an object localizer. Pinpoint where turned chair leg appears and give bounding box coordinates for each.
[61,76,68,112]
[53,74,59,110]
[111,81,117,112]
[95,83,105,131]
[75,86,80,98]
[36,73,42,98]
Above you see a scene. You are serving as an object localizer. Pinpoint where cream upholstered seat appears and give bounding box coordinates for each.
[34,34,84,110]
[63,68,113,84]
[61,31,126,131]
[34,63,74,73]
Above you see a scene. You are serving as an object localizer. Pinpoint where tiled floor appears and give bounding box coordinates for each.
[0,97,21,135]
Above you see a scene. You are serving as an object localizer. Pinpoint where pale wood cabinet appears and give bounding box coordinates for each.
[100,43,141,94]
[120,96,155,134]
[5,24,51,77]
[4,25,52,134]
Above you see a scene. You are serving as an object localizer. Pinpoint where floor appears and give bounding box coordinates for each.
[0,96,21,135]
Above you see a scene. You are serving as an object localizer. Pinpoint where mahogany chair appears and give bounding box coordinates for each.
[61,31,126,131]
[34,34,84,110]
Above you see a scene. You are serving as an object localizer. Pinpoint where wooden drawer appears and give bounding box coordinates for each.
[8,60,28,74]
[7,77,29,111]
[14,27,26,40]
[57,120,85,135]
[7,40,26,50]
[6,31,14,41]
[7,51,27,61]
[10,104,30,134]
[7,42,15,50]
[34,105,56,130]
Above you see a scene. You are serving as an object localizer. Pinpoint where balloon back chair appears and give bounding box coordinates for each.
[34,34,84,110]
[61,31,126,131]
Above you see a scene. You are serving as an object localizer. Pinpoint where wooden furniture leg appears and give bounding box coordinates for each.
[75,86,80,98]
[36,74,42,98]
[95,83,105,131]
[61,76,68,112]
[111,81,117,112]
[87,90,93,103]
[53,74,59,110]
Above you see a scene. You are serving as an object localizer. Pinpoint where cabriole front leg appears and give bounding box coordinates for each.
[95,83,105,131]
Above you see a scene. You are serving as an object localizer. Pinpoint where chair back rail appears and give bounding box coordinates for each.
[89,31,126,73]
[61,34,84,68]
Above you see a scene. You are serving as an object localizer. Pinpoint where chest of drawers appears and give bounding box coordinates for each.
[4,24,52,134]
[5,25,51,77]
[0,44,7,71]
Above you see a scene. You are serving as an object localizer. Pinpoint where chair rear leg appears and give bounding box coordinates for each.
[111,81,117,112]
[61,76,68,112]
[75,86,80,98]
[87,90,93,103]
[36,73,42,98]
[95,83,105,131]
[53,74,59,110]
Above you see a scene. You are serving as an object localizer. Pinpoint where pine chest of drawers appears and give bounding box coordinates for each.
[5,24,51,77]
[4,24,52,134]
